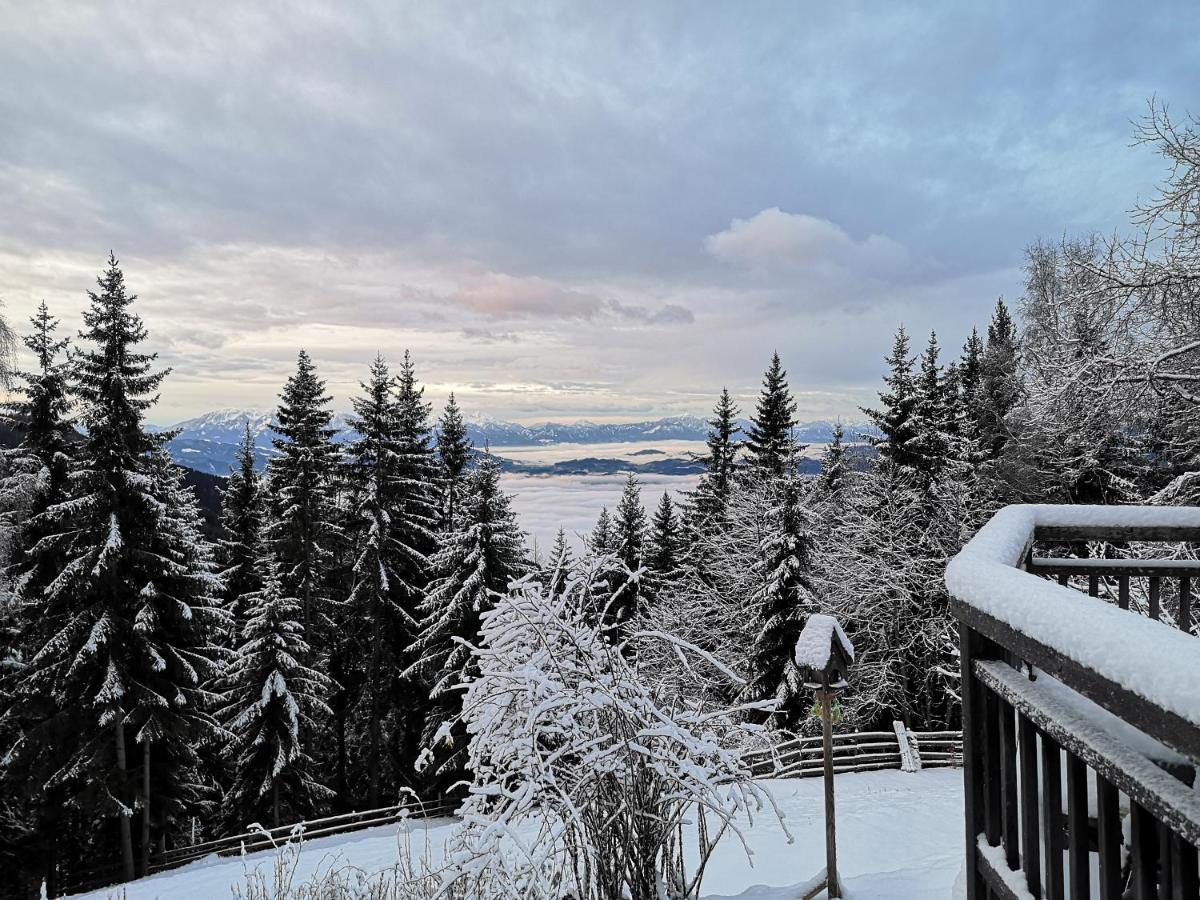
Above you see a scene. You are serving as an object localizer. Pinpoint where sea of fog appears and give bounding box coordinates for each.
[502,471,700,556]
[495,440,706,554]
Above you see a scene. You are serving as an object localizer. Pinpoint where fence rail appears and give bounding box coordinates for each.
[61,728,960,896]
[742,725,962,779]
[948,505,1200,900]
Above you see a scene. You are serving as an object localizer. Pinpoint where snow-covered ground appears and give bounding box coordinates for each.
[75,769,965,899]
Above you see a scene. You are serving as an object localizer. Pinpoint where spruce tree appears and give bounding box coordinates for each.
[590,507,617,556]
[0,301,74,894]
[646,491,681,580]
[3,256,224,881]
[745,476,818,731]
[744,353,799,476]
[607,474,648,637]
[703,388,742,496]
[979,299,1020,460]
[436,392,472,529]
[343,354,435,806]
[266,350,340,642]
[406,456,526,794]
[543,527,573,597]
[862,326,921,479]
[218,424,263,638]
[0,302,74,655]
[819,421,848,496]
[908,331,952,484]
[219,560,333,829]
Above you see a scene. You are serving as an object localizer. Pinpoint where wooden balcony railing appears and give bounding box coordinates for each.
[948,505,1200,900]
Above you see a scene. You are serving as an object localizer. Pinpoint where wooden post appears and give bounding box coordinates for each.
[822,689,840,899]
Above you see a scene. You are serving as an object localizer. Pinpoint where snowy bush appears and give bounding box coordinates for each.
[439,567,787,900]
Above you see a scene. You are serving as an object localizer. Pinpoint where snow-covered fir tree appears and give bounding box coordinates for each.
[405,455,527,794]
[342,354,435,806]
[435,391,472,529]
[743,352,798,476]
[0,301,74,896]
[217,424,263,638]
[219,559,333,829]
[2,256,224,882]
[605,473,648,638]
[542,527,573,597]
[646,491,681,581]
[266,350,341,643]
[862,326,922,479]
[744,475,818,731]
[978,299,1020,461]
[690,388,742,525]
[818,421,848,496]
[908,331,953,485]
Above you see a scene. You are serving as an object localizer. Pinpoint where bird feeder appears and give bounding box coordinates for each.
[795,613,854,695]
[794,614,855,900]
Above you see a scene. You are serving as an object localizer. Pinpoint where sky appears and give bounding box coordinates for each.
[1,2,1197,425]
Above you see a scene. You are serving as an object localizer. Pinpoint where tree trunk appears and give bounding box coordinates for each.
[141,739,151,877]
[114,720,135,883]
[272,782,280,829]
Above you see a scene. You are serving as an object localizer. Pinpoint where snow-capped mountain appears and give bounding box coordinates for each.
[152,408,875,475]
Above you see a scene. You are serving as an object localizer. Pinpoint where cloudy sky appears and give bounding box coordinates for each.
[1,2,1195,424]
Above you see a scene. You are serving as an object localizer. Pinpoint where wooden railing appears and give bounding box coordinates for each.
[62,727,962,896]
[743,724,961,779]
[948,505,1200,900]
[58,798,460,897]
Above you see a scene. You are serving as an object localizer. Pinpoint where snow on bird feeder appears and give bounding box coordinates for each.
[794,613,854,693]
[795,613,855,900]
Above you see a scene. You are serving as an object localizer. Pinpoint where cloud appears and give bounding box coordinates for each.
[451,273,693,324]
[705,208,910,276]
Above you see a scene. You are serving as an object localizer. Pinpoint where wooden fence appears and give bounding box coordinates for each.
[60,728,962,896]
[742,723,962,779]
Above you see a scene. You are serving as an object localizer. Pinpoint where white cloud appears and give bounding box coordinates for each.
[704,207,910,276]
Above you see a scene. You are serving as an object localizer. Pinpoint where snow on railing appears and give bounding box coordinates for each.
[949,503,1200,900]
[946,503,1200,742]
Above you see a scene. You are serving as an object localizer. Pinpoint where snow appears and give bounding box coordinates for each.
[71,770,966,899]
[944,503,1200,729]
[794,613,855,670]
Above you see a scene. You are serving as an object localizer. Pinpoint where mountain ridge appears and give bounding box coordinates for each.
[155,409,877,475]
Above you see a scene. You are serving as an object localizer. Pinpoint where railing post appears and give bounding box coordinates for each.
[960,622,991,900]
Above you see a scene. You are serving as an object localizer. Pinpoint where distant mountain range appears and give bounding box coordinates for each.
[149,408,877,476]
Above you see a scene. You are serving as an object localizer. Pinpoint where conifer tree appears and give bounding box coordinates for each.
[958,330,984,430]
[819,422,848,496]
[908,331,952,484]
[703,388,742,497]
[343,354,434,806]
[862,326,921,479]
[647,491,681,580]
[218,424,263,636]
[220,560,333,829]
[590,507,617,556]
[406,456,526,793]
[3,256,224,880]
[745,476,818,731]
[979,299,1020,460]
[1,302,74,651]
[436,392,472,529]
[0,301,74,894]
[266,350,340,642]
[744,353,798,476]
[606,474,648,636]
[543,527,573,597]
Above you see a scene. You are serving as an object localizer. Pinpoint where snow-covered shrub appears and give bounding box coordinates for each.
[441,566,787,900]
